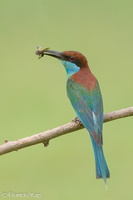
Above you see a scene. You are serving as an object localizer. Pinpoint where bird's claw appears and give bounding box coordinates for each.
[72,117,82,125]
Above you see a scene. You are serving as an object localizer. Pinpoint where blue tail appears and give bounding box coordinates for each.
[91,138,110,183]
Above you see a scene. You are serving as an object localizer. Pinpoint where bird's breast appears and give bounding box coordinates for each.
[70,68,97,92]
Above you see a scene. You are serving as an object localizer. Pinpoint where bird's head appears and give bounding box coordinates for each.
[36,49,89,78]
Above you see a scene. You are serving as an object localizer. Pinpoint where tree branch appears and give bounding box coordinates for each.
[0,107,133,156]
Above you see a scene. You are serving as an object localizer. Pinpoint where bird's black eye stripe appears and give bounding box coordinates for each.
[63,56,82,67]
[74,59,82,67]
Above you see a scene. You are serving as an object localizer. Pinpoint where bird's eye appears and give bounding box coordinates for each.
[69,56,75,61]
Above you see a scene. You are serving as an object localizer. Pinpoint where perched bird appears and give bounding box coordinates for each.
[36,49,110,184]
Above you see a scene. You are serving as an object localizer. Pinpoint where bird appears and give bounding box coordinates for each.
[36,49,110,184]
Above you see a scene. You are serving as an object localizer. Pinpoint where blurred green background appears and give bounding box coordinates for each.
[0,0,133,199]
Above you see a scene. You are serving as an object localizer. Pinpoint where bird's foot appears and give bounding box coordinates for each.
[72,117,82,125]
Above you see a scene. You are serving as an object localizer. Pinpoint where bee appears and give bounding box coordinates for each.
[35,46,50,59]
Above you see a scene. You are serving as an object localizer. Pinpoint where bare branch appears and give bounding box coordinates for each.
[0,107,133,156]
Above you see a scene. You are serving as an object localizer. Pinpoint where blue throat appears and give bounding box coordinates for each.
[60,60,80,78]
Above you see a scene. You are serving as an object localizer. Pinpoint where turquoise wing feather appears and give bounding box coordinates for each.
[67,78,103,144]
[67,78,110,182]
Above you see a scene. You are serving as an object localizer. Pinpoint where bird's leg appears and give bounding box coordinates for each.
[72,117,82,125]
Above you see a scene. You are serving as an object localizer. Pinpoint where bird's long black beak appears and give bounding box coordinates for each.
[36,49,63,60]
